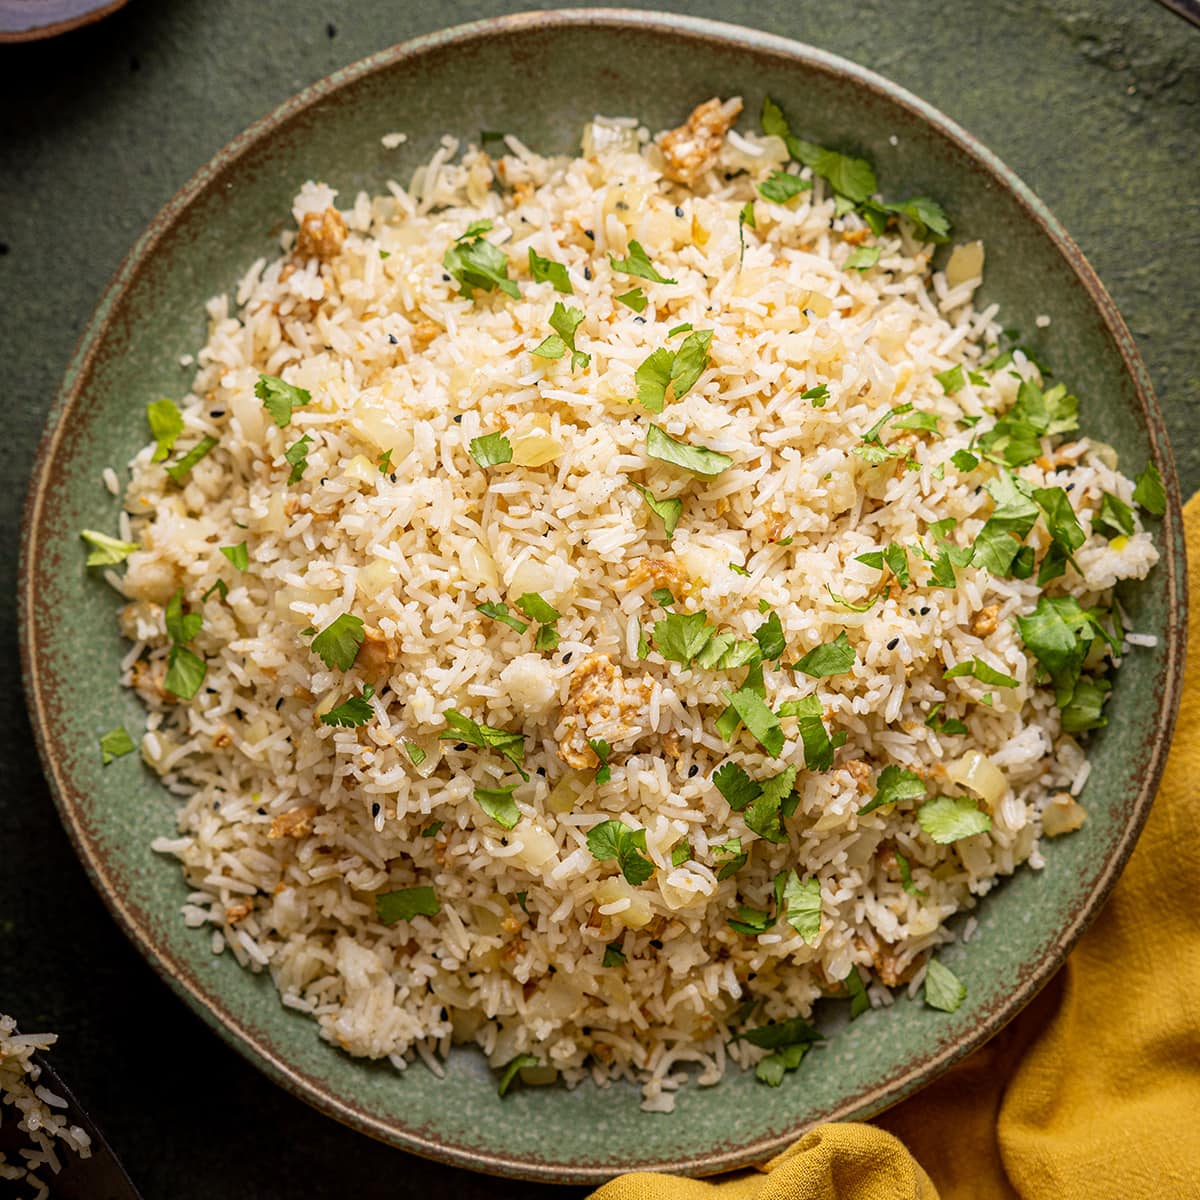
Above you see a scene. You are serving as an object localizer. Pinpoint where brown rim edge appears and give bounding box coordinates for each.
[18,8,1188,1185]
[0,0,128,43]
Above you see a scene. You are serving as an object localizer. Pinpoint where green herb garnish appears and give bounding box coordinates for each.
[528,247,573,294]
[791,630,856,678]
[469,431,513,468]
[757,170,812,203]
[441,709,528,779]
[474,784,520,829]
[587,820,654,885]
[645,424,732,477]
[443,227,519,299]
[634,484,683,538]
[917,794,992,844]
[320,686,375,728]
[616,287,648,313]
[146,398,183,462]
[220,542,249,571]
[944,658,1019,688]
[165,435,218,485]
[858,764,925,815]
[310,613,364,670]
[99,725,135,765]
[608,240,676,285]
[80,529,139,567]
[283,434,312,484]
[256,374,312,427]
[844,245,881,271]
[923,958,967,1013]
[376,886,440,925]
[476,602,529,634]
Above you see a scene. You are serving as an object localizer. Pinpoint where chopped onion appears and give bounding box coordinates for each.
[945,240,985,289]
[946,750,1007,810]
[1042,794,1087,837]
[595,877,652,928]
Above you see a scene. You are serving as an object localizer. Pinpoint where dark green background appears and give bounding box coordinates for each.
[1,2,1196,1196]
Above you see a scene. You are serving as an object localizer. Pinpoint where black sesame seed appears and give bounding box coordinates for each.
[371,802,380,817]
[584,229,595,240]
[687,764,699,778]
[212,801,219,811]
[908,609,917,617]
[634,316,646,325]
[455,742,468,752]
[674,206,684,218]
[562,652,573,664]
[500,837,508,846]
[234,708,245,720]
[548,964,556,973]
[389,473,397,483]
[326,21,337,37]
[1065,482,1075,492]
[275,697,284,711]
[650,939,663,949]
[920,607,931,616]
[210,410,225,418]
[320,477,328,485]
[520,215,529,223]
[536,766,546,777]
[583,266,592,281]
[887,637,899,650]
[387,333,398,345]
[453,414,463,423]
[256,806,266,816]
[442,273,451,282]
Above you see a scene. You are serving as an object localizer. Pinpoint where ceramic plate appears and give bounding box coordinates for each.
[19,9,1186,1183]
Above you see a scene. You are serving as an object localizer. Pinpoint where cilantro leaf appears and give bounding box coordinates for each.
[728,904,774,935]
[476,602,529,634]
[858,764,926,815]
[744,766,798,844]
[671,330,713,399]
[714,838,748,880]
[671,841,692,867]
[925,703,968,736]
[283,434,312,484]
[924,958,967,1013]
[220,542,249,571]
[1014,595,1099,708]
[496,1054,539,1098]
[917,794,992,844]
[845,245,881,271]
[753,611,786,662]
[616,288,648,313]
[310,613,364,670]
[971,472,1039,575]
[535,302,589,370]
[845,965,870,1019]
[603,941,626,967]
[377,886,440,925]
[320,688,374,728]
[443,230,519,299]
[469,432,512,467]
[80,529,139,567]
[636,347,675,413]
[778,696,846,772]
[608,240,676,284]
[712,761,761,812]
[587,820,654,885]
[825,585,877,613]
[165,435,218,484]
[474,784,520,829]
[146,398,183,462]
[944,658,1019,688]
[1133,461,1166,516]
[99,725,135,765]
[736,1015,821,1050]
[532,333,567,360]
[651,587,675,609]
[528,247,573,294]
[652,610,715,665]
[440,709,527,778]
[634,485,682,538]
[164,589,202,645]
[588,737,612,785]
[935,364,966,395]
[1033,486,1085,584]
[645,424,733,477]
[951,448,979,471]
[421,820,443,837]
[202,579,228,602]
[256,374,311,427]
[164,645,206,699]
[406,743,427,766]
[779,871,820,945]
[533,623,560,652]
[792,630,855,678]
[722,687,784,757]
[1095,492,1135,539]
[757,170,811,203]
[895,849,926,897]
[515,593,560,624]
[1061,675,1112,732]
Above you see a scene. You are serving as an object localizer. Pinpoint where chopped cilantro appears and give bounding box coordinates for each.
[421,820,443,837]
[406,742,427,766]
[283,434,312,484]
[320,686,375,728]
[792,630,856,678]
[615,287,648,313]
[713,761,761,811]
[443,228,519,299]
[588,737,612,785]
[895,849,927,897]
[781,871,821,945]
[220,542,248,571]
[891,410,942,437]
[855,544,911,588]
[474,784,520,829]
[777,695,846,772]
[951,448,979,471]
[944,658,1019,688]
[441,709,527,778]
[202,579,228,602]
[1061,675,1112,732]
[165,588,202,645]
[670,841,692,867]
[532,302,589,370]
[1095,492,1135,539]
[587,819,654,885]
[1033,486,1085,584]
[924,703,968,736]
[1013,595,1108,710]
[636,331,712,412]
[256,374,311,427]
[845,965,870,1019]
[310,613,364,670]
[745,765,798,843]
[652,610,715,665]
[844,245,881,271]
[1133,460,1166,516]
[164,646,206,700]
[602,941,626,967]
[971,472,1039,576]
[632,483,684,539]
[924,958,967,1013]
[858,764,926,815]
[802,384,829,406]
[977,379,1078,468]
[645,424,733,477]
[757,170,812,203]
[496,1054,539,1098]
[760,96,877,203]
[917,794,992,844]
[651,587,675,609]
[99,725,135,765]
[376,885,440,925]
[722,687,784,757]
[165,435,218,484]
[146,398,183,462]
[515,592,560,625]
[608,240,676,284]
[80,529,139,567]
[825,585,877,613]
[476,602,529,634]
[469,432,512,468]
[728,903,774,936]
[713,837,748,880]
[935,364,966,395]
[527,247,573,294]
[753,612,786,662]
[635,348,675,413]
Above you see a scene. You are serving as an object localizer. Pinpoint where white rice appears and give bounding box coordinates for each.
[109,102,1157,1110]
[0,1015,92,1198]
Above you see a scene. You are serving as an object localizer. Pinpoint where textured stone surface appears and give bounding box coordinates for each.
[0,3,1196,1197]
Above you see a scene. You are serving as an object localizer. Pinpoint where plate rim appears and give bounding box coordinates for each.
[18,7,1188,1183]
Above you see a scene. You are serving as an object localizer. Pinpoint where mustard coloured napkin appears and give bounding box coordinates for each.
[593,496,1200,1200]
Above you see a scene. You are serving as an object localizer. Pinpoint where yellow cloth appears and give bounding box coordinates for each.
[594,496,1200,1200]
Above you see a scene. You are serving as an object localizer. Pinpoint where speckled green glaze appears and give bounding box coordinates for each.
[18,9,1186,1185]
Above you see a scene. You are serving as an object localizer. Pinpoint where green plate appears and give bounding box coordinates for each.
[18,9,1186,1184]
